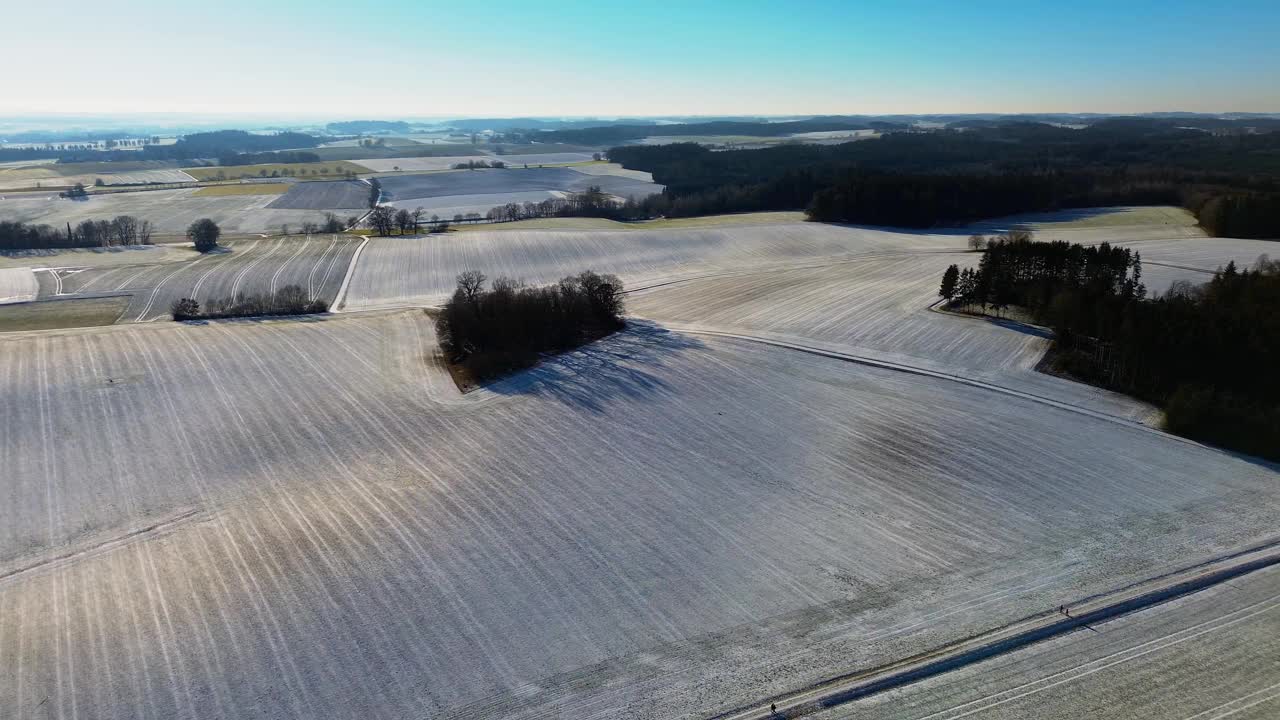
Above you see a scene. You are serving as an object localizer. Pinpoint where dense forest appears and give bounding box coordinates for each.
[435,270,626,383]
[0,130,320,164]
[0,216,153,250]
[940,235,1279,459]
[606,121,1280,237]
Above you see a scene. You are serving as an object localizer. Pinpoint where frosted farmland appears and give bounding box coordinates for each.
[0,188,357,236]
[486,151,597,165]
[811,565,1280,720]
[351,155,494,172]
[0,168,196,191]
[340,221,970,310]
[374,166,661,204]
[266,180,369,210]
[380,190,572,217]
[1,311,1275,719]
[0,267,38,303]
[42,235,360,321]
[565,162,656,182]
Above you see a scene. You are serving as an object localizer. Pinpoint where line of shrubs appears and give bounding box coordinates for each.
[171,285,328,321]
[435,270,625,382]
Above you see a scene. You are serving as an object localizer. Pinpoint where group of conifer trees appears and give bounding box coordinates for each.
[940,235,1279,459]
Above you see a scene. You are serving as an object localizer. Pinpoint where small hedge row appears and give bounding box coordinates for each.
[171,285,328,321]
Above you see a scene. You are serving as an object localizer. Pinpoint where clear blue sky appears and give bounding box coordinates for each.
[6,0,1278,116]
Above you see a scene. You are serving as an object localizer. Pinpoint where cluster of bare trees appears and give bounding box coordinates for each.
[75,215,155,247]
[171,285,327,321]
[298,213,355,235]
[0,216,152,250]
[365,206,454,236]
[451,160,506,170]
[435,270,626,381]
[484,186,626,223]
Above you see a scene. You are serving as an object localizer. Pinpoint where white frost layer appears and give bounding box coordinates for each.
[0,267,37,304]
[0,313,1275,719]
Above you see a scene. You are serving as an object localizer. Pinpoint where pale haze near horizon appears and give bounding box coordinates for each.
[5,0,1278,117]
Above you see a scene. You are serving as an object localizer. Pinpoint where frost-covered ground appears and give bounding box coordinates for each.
[351,155,493,172]
[0,167,195,191]
[0,188,350,236]
[811,564,1280,720]
[340,221,968,309]
[2,207,1276,718]
[0,267,38,304]
[38,235,360,321]
[340,210,1268,423]
[1,312,1276,719]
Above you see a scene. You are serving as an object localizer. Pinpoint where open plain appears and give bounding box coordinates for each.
[0,207,1276,719]
[0,186,364,236]
[37,234,360,321]
[811,564,1280,720]
[376,166,660,204]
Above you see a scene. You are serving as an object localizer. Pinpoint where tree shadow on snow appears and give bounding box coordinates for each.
[984,316,1054,339]
[484,319,705,413]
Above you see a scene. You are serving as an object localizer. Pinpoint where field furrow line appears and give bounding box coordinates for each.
[268,237,311,295]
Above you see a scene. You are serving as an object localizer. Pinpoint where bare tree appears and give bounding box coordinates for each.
[455,271,486,304]
[367,206,396,236]
[394,208,413,235]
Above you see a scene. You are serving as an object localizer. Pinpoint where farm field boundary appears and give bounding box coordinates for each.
[715,540,1280,720]
[662,325,1195,442]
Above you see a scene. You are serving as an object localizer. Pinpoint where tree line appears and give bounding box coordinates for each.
[603,124,1280,237]
[435,270,626,382]
[482,186,633,223]
[0,216,153,250]
[365,206,456,236]
[171,284,328,321]
[939,236,1280,459]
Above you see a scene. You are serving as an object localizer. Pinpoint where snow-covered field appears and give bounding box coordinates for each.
[1,311,1275,719]
[0,267,37,304]
[40,235,360,321]
[339,211,1262,421]
[485,151,597,165]
[380,189,572,217]
[0,188,355,236]
[812,564,1280,720]
[2,207,1275,718]
[340,221,968,309]
[352,156,493,172]
[565,162,655,182]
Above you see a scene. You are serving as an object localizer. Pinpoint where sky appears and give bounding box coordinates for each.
[5,0,1278,118]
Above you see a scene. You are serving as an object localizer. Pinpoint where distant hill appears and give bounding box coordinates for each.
[326,120,412,134]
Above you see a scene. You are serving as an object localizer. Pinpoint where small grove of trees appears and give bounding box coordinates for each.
[483,186,647,223]
[171,285,328,321]
[452,160,506,170]
[938,231,1144,317]
[0,216,152,250]
[299,212,351,235]
[367,206,448,235]
[938,236,1280,460]
[60,182,89,199]
[187,218,221,252]
[435,270,626,382]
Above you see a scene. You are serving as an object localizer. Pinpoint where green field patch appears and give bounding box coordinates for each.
[0,296,128,332]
